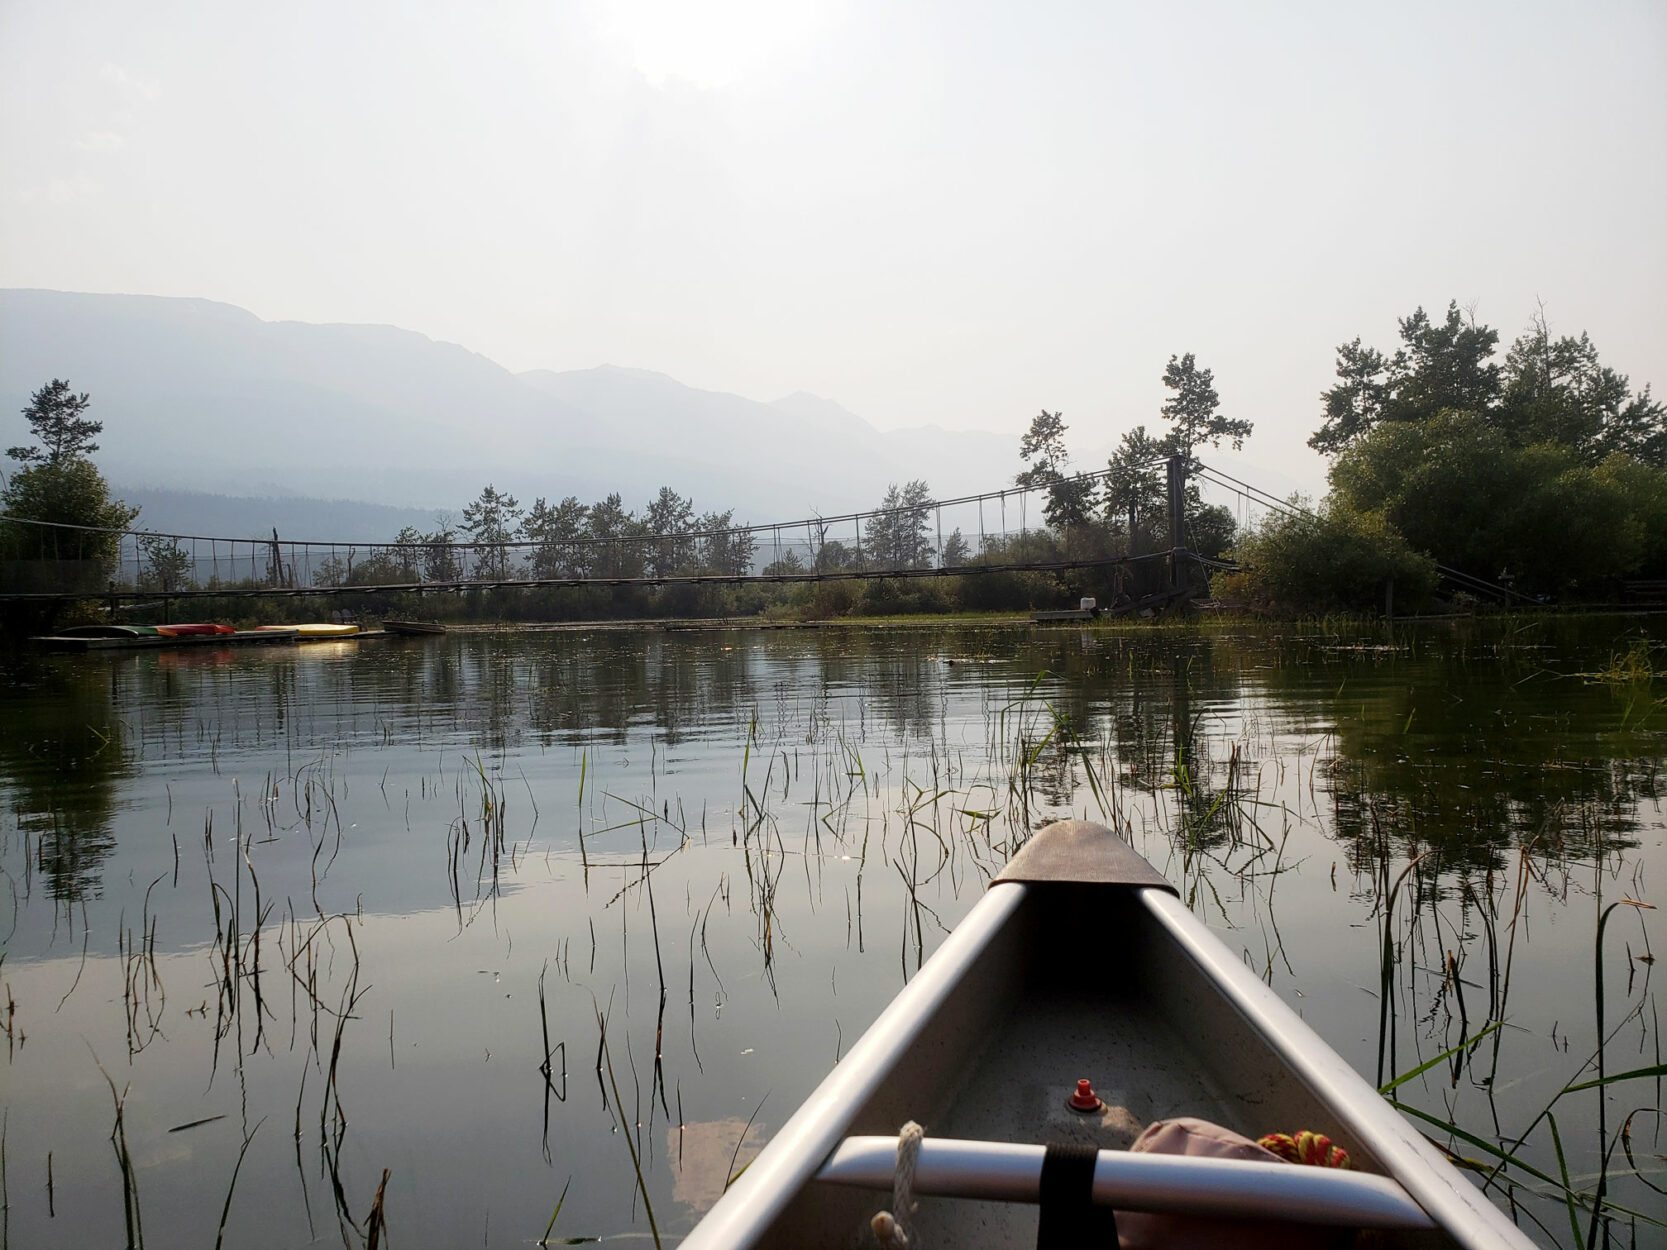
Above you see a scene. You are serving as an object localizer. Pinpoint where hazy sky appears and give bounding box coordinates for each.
[3,0,1664,491]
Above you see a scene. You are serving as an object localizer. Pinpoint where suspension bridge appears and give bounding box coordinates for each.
[0,457,1526,607]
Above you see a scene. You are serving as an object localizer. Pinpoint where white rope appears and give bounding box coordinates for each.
[869,1120,924,1249]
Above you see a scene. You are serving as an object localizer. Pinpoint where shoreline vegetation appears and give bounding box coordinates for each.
[4,298,1665,638]
[280,605,1667,631]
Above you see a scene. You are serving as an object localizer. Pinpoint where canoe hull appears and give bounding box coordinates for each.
[154,623,234,636]
[684,824,1533,1250]
[254,623,361,638]
[383,619,447,636]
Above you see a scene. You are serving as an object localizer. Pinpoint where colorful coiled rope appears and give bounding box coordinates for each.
[1258,1130,1352,1170]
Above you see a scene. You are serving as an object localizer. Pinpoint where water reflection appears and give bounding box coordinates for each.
[0,657,133,901]
[0,618,1660,1248]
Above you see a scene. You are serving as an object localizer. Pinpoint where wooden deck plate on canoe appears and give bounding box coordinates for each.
[682,820,1534,1249]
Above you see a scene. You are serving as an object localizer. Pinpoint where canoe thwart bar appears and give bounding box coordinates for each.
[816,1136,1437,1230]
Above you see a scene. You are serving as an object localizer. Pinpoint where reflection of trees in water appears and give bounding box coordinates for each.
[1324,758,1652,877]
[1069,636,1247,854]
[7,620,1659,906]
[854,648,947,747]
[0,659,133,902]
[954,631,1252,837]
[1312,668,1658,874]
[519,635,765,749]
[1043,621,1665,878]
[991,622,1664,879]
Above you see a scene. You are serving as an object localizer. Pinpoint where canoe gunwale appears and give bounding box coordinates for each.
[1137,887,1535,1249]
[678,881,1027,1250]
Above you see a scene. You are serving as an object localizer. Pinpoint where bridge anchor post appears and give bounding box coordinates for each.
[1166,455,1189,591]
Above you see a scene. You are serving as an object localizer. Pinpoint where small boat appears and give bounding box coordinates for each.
[51,625,163,638]
[383,619,447,636]
[31,626,298,651]
[255,623,361,638]
[683,821,1534,1249]
[154,623,235,636]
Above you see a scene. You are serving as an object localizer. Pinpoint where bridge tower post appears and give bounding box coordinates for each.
[1166,455,1189,589]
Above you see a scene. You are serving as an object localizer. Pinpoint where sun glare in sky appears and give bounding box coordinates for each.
[596,0,831,90]
[0,0,1662,490]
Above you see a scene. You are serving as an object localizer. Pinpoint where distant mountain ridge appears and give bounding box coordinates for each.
[0,289,1017,534]
[111,487,443,544]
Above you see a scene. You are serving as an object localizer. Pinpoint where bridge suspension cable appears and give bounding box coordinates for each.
[0,456,1220,602]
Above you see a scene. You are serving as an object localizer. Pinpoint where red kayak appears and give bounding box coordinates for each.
[154,623,236,637]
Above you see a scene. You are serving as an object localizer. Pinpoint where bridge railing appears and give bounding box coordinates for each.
[0,457,1269,602]
[3,466,1164,599]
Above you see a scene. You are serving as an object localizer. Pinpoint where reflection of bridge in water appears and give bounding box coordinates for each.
[0,459,1294,604]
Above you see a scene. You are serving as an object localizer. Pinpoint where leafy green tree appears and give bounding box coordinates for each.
[866,481,933,568]
[762,549,805,577]
[1224,501,1438,614]
[941,528,971,568]
[1593,453,1667,575]
[0,457,138,540]
[808,517,855,572]
[389,526,429,581]
[1016,411,1098,527]
[345,537,411,586]
[1330,410,1641,595]
[643,487,695,576]
[1160,354,1251,467]
[137,534,194,593]
[2,383,136,596]
[312,554,349,588]
[1104,425,1167,535]
[1310,339,1391,455]
[461,484,523,579]
[813,536,857,572]
[1185,503,1237,562]
[698,509,755,576]
[523,496,590,578]
[1499,312,1666,466]
[405,521,461,583]
[1382,303,1501,424]
[1311,302,1500,452]
[585,493,641,578]
[8,379,102,466]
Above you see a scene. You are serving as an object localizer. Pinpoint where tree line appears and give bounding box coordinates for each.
[1226,302,1667,612]
[1011,352,1247,551]
[7,299,1662,626]
[316,487,759,588]
[0,351,1273,623]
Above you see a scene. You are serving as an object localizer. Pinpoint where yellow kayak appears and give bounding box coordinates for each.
[255,623,361,638]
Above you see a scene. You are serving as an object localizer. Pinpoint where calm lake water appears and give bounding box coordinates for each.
[1,619,1663,1248]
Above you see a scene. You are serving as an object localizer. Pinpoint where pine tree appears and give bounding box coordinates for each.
[8,379,102,466]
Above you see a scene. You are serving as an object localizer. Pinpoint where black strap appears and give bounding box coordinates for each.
[1037,1143,1116,1249]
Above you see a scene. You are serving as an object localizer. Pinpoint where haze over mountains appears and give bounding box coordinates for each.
[1,289,1311,543]
[0,289,1026,539]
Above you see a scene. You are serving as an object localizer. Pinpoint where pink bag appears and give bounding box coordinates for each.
[1116,1118,1352,1250]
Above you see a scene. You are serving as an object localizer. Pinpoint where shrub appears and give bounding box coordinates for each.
[1227,503,1437,615]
